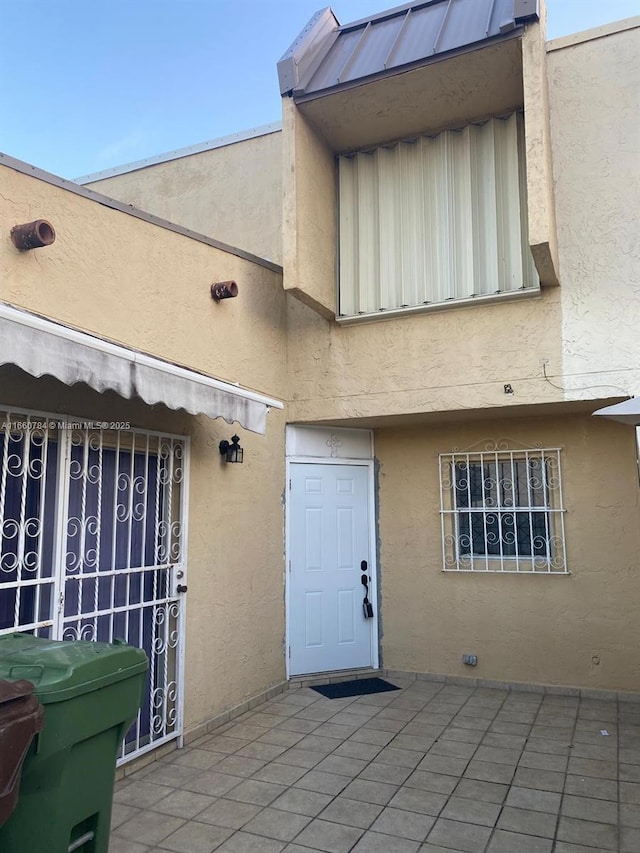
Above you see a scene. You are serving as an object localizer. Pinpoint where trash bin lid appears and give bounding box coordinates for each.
[0,679,36,707]
[0,634,148,703]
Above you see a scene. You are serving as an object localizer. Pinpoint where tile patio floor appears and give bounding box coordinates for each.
[109,675,640,853]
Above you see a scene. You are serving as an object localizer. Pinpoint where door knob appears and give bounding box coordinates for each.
[176,584,188,594]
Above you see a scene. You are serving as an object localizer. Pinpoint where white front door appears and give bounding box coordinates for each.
[288,462,375,676]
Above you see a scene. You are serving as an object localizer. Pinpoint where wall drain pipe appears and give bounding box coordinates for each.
[11,220,56,250]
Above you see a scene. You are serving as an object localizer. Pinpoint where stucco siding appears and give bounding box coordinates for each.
[1,163,289,732]
[83,130,283,265]
[2,165,286,402]
[286,287,564,425]
[375,415,640,692]
[548,23,640,399]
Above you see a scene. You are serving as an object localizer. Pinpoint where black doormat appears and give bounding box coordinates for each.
[311,677,400,700]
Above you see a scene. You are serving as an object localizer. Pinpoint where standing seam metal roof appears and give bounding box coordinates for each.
[278,0,538,99]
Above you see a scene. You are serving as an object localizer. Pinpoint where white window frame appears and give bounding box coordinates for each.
[439,443,568,573]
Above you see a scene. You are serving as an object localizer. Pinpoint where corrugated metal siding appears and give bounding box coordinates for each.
[300,0,520,97]
[338,113,539,317]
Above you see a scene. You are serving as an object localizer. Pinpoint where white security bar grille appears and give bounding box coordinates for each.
[0,408,188,763]
[0,414,58,636]
[439,445,567,573]
[338,113,539,317]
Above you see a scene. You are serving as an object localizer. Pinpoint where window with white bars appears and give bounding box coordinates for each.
[338,113,539,317]
[439,446,567,573]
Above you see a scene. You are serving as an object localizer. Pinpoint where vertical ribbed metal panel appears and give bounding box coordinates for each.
[378,146,403,310]
[399,141,425,307]
[338,113,538,316]
[356,151,379,314]
[338,155,358,315]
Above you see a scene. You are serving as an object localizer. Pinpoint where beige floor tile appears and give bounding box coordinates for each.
[258,729,306,748]
[351,830,420,852]
[340,778,399,805]
[293,817,364,853]
[333,740,382,761]
[111,803,141,830]
[224,779,287,806]
[235,742,288,761]
[214,832,286,852]
[387,786,447,816]
[109,838,152,853]
[213,756,268,778]
[157,820,233,852]
[487,829,552,853]
[404,769,458,796]
[242,807,311,841]
[251,761,309,786]
[370,805,435,840]
[195,798,262,829]
[182,770,243,797]
[426,817,491,853]
[270,787,333,816]
[114,780,179,809]
[115,810,185,846]
[107,681,637,853]
[293,769,351,795]
[150,789,216,819]
[357,762,413,786]
[314,755,369,777]
[440,795,501,827]
[274,747,326,769]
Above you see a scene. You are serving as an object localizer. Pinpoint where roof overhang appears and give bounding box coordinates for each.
[278,0,534,106]
[294,36,525,152]
[0,302,283,435]
[592,398,640,427]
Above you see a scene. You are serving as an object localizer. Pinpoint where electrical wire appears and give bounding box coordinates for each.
[542,363,631,397]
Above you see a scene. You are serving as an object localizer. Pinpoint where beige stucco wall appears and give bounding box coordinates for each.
[282,99,337,318]
[522,6,560,285]
[548,20,640,399]
[1,162,289,732]
[375,414,640,692]
[286,288,565,425]
[83,129,283,265]
[282,19,639,424]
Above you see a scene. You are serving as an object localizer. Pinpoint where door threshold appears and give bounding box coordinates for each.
[289,667,380,688]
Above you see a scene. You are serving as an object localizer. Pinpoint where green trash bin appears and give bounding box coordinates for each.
[0,632,148,853]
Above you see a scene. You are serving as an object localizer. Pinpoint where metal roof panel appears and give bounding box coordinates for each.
[386,3,449,68]
[287,0,533,99]
[304,27,363,90]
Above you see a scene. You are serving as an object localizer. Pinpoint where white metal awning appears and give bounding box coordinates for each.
[592,398,640,426]
[0,302,283,434]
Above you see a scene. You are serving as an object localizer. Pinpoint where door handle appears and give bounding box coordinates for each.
[176,584,188,594]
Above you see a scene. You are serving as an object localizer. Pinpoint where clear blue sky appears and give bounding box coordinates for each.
[0,0,637,179]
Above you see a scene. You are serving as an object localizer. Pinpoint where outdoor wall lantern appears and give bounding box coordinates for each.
[219,434,243,463]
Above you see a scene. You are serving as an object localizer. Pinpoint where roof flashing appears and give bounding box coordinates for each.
[277,7,340,95]
[514,0,539,24]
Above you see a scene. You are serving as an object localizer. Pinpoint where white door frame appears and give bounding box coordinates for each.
[285,451,379,679]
